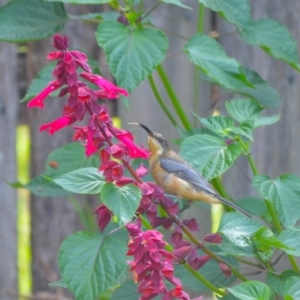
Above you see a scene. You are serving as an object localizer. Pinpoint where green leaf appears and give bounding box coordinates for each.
[278,229,300,256]
[236,197,268,216]
[180,134,243,180]
[282,276,300,300]
[96,20,168,92]
[228,281,270,300]
[111,280,139,300]
[239,19,299,70]
[184,34,252,90]
[26,175,70,197]
[253,175,300,227]
[54,168,105,194]
[199,116,234,136]
[252,227,290,253]
[100,183,141,225]
[45,143,100,178]
[233,68,281,107]
[21,62,58,102]
[161,0,191,9]
[59,231,128,300]
[218,212,262,247]
[225,98,280,128]
[214,235,256,257]
[0,0,66,42]
[48,279,68,288]
[229,121,254,141]
[267,271,300,297]
[175,252,238,292]
[199,0,251,27]
[46,0,110,3]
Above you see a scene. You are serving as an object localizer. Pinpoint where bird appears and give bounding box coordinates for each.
[130,123,251,218]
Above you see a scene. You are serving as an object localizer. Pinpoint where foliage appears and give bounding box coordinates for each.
[4,0,300,299]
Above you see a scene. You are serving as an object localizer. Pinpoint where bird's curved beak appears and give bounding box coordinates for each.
[128,123,154,136]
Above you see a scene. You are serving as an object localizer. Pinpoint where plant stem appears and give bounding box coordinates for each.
[148,74,178,127]
[156,64,192,131]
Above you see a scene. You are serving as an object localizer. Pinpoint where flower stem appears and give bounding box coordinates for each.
[156,64,192,131]
[148,74,178,127]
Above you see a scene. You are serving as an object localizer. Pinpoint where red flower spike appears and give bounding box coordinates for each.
[182,218,199,232]
[27,80,62,108]
[219,263,231,278]
[136,163,149,177]
[40,115,76,135]
[94,204,113,232]
[203,233,222,244]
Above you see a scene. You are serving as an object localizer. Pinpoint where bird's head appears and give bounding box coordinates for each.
[129,123,168,155]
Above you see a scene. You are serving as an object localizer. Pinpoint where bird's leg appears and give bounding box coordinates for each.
[179,200,193,213]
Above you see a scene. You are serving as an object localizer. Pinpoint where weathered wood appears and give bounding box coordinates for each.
[0,40,18,300]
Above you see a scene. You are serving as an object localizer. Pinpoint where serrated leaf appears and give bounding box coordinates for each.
[175,252,238,292]
[218,212,262,247]
[100,183,141,225]
[234,68,281,107]
[278,229,300,256]
[239,19,299,70]
[54,167,105,194]
[282,276,300,299]
[225,98,280,128]
[228,281,270,300]
[96,20,168,92]
[253,227,290,253]
[201,67,281,107]
[0,0,66,42]
[199,0,251,27]
[199,116,234,136]
[180,134,243,180]
[161,0,191,9]
[267,271,300,297]
[253,175,300,227]
[45,143,100,178]
[26,175,70,197]
[59,231,128,300]
[184,34,252,90]
[46,0,110,3]
[230,121,254,141]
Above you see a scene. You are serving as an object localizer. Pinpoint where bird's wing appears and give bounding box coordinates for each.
[160,158,217,196]
[160,158,252,218]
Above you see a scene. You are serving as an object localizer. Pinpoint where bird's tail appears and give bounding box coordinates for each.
[218,196,252,218]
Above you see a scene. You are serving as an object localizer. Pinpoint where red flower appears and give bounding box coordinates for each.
[80,72,129,98]
[219,263,231,278]
[94,204,113,232]
[27,80,62,108]
[203,233,222,244]
[40,115,76,135]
